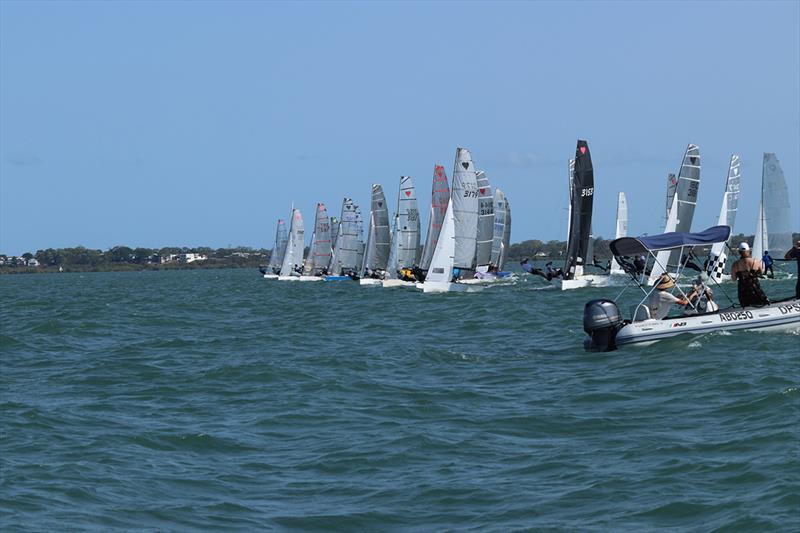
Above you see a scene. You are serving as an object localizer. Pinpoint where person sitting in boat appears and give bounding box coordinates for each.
[520,258,534,274]
[680,251,703,272]
[293,264,302,275]
[320,267,329,276]
[451,267,461,282]
[398,267,415,282]
[411,266,426,282]
[633,255,646,275]
[762,250,775,278]
[784,240,800,299]
[592,255,609,272]
[545,262,563,280]
[647,274,690,320]
[685,277,719,314]
[731,242,768,307]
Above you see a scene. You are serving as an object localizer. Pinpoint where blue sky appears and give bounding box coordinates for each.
[1,0,798,255]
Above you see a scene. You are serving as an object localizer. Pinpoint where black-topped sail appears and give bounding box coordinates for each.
[563,140,594,280]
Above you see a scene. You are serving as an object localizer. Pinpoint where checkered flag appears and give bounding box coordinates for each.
[706,253,728,280]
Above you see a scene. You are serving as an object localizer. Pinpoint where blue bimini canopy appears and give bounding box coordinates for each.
[611,225,731,256]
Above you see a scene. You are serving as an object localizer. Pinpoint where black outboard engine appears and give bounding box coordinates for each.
[583,299,623,352]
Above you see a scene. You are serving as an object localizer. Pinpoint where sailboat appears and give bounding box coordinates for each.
[417,165,450,280]
[422,147,479,293]
[753,153,793,271]
[326,198,362,280]
[359,184,391,285]
[299,203,331,281]
[277,207,305,280]
[704,155,741,282]
[648,144,701,285]
[475,170,494,272]
[608,192,628,276]
[490,188,512,272]
[383,176,421,288]
[554,140,609,290]
[262,218,287,279]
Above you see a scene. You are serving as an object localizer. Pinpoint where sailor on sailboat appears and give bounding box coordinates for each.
[584,225,800,351]
[383,176,421,288]
[277,207,305,280]
[261,218,287,279]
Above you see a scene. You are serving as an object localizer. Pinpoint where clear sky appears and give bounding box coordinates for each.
[1,0,798,255]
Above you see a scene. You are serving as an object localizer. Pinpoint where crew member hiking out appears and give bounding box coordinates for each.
[762,250,775,278]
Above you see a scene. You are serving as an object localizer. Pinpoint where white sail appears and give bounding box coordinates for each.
[328,198,361,275]
[266,218,288,273]
[451,147,479,273]
[500,193,511,271]
[706,155,741,280]
[360,184,390,275]
[475,170,494,269]
[491,189,506,267]
[279,208,305,276]
[306,203,332,275]
[425,198,456,284]
[386,176,420,279]
[760,153,793,257]
[609,192,628,274]
[649,193,679,284]
[666,144,701,268]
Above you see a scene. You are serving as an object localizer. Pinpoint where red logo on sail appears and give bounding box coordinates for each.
[579,146,587,154]
[479,188,486,194]
[405,190,411,197]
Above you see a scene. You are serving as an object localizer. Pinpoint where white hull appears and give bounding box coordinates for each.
[359,278,383,286]
[422,281,469,293]
[553,274,611,290]
[615,299,800,347]
[381,279,416,288]
[297,275,323,282]
[263,274,279,279]
[277,275,302,281]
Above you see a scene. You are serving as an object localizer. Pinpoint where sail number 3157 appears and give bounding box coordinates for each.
[581,187,594,197]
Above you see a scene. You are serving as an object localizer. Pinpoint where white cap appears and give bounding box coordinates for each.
[738,242,750,252]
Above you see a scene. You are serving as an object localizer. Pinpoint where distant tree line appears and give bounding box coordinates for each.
[0,246,270,273]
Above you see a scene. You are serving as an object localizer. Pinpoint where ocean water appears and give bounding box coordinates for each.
[1,268,798,531]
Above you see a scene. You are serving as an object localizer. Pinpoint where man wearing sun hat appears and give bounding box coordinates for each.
[647,274,689,320]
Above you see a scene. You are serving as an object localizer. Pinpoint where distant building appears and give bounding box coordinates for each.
[27,258,39,267]
[179,253,207,263]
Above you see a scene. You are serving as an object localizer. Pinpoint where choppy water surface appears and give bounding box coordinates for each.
[1,268,798,531]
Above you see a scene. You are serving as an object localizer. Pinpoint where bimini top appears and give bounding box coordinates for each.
[611,225,731,256]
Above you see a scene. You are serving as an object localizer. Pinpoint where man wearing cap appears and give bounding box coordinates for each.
[647,274,689,320]
[731,242,768,307]
[785,240,800,299]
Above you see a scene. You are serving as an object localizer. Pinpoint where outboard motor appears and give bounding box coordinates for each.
[583,299,623,352]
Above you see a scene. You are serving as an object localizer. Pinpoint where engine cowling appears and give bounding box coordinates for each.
[583,299,623,351]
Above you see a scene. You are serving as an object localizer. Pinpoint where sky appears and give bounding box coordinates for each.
[1,0,798,255]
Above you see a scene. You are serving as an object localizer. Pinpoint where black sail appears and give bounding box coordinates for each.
[563,139,594,280]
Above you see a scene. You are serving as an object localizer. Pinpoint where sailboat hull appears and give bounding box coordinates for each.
[263,274,279,279]
[381,279,416,288]
[422,281,469,293]
[297,275,323,282]
[277,275,302,281]
[554,274,611,290]
[359,278,383,286]
[613,299,800,347]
